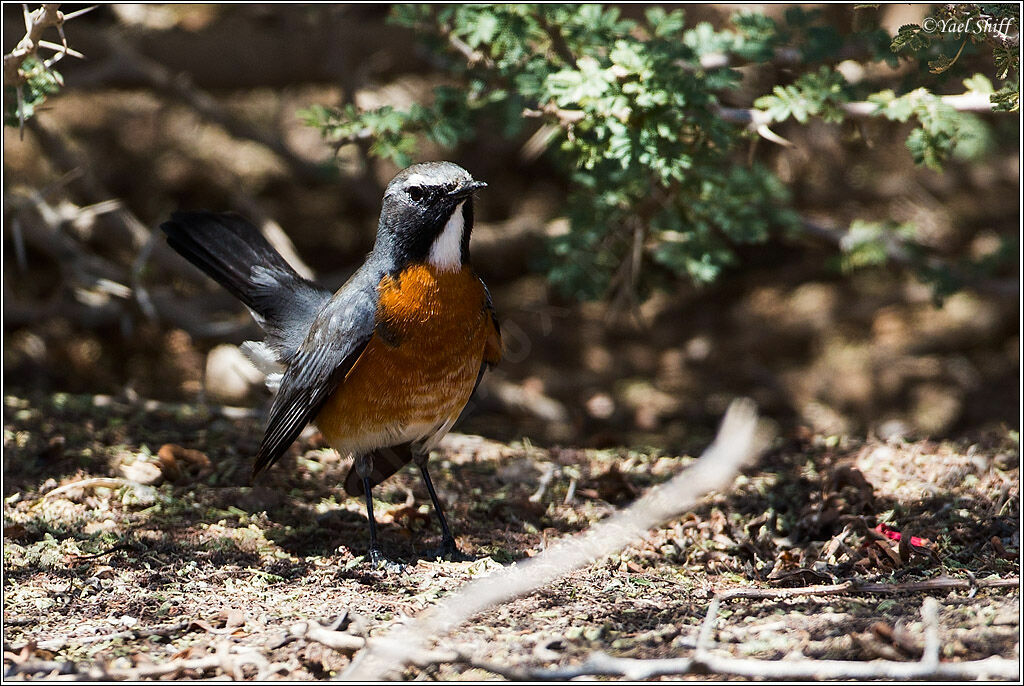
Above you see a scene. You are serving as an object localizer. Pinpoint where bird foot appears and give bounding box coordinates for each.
[367,547,405,573]
[421,539,474,562]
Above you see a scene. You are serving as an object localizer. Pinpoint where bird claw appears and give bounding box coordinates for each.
[367,547,405,573]
[421,539,474,562]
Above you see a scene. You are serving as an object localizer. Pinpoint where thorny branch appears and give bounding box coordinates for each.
[3,4,92,133]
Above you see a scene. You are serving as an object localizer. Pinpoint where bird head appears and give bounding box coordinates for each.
[374,161,487,272]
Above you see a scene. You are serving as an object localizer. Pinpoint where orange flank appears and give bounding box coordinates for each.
[316,264,501,455]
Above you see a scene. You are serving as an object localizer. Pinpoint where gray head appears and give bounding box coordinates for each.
[374,162,486,271]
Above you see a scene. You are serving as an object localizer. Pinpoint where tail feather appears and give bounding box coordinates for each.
[160,211,332,358]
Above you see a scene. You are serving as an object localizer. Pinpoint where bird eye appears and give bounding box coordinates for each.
[406,186,425,202]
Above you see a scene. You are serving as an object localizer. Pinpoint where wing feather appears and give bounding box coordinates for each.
[252,265,379,475]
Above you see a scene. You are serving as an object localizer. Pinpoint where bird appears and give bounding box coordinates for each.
[160,161,502,566]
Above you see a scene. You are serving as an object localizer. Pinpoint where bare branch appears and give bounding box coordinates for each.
[537,10,577,69]
[2,3,92,134]
[94,33,328,185]
[342,398,772,680]
[801,217,1019,299]
[58,5,97,22]
[718,90,999,134]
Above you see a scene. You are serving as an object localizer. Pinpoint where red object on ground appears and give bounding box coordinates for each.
[875,523,928,547]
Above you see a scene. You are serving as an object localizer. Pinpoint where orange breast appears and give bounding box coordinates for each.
[316,264,498,454]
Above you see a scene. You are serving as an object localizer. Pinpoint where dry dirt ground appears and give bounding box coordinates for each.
[2,391,1019,680]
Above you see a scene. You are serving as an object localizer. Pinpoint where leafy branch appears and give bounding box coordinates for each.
[303,4,1017,303]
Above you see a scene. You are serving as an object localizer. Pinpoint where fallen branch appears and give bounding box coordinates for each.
[288,620,365,652]
[495,596,1016,681]
[40,477,134,500]
[521,649,1020,680]
[32,621,193,652]
[716,575,1019,600]
[342,398,772,679]
[9,641,280,681]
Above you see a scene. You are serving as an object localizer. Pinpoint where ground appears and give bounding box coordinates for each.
[2,391,1019,680]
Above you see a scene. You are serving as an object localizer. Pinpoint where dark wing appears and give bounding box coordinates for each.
[462,277,503,415]
[481,278,503,368]
[252,265,379,475]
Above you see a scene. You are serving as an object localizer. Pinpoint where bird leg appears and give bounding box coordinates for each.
[354,453,395,569]
[415,452,472,561]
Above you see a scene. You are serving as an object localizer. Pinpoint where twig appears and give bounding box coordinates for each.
[801,218,1018,299]
[505,583,1015,680]
[537,10,577,68]
[525,92,1000,153]
[855,577,1020,593]
[342,398,772,679]
[717,581,854,600]
[3,4,91,136]
[25,117,152,250]
[11,639,281,681]
[694,595,720,654]
[8,190,132,295]
[4,5,64,86]
[98,33,327,185]
[40,477,135,500]
[717,90,1000,129]
[521,651,1020,680]
[441,27,493,69]
[920,597,941,671]
[288,620,365,652]
[563,476,577,505]
[31,621,193,652]
[710,578,1018,604]
[528,463,557,504]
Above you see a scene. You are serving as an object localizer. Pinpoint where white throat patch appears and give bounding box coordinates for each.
[428,201,466,271]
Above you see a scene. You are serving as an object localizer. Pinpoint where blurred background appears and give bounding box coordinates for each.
[3,4,1019,452]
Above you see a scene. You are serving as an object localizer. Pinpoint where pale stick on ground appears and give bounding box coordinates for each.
[341,397,773,680]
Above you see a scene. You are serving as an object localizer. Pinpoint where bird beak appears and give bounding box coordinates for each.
[448,180,487,199]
